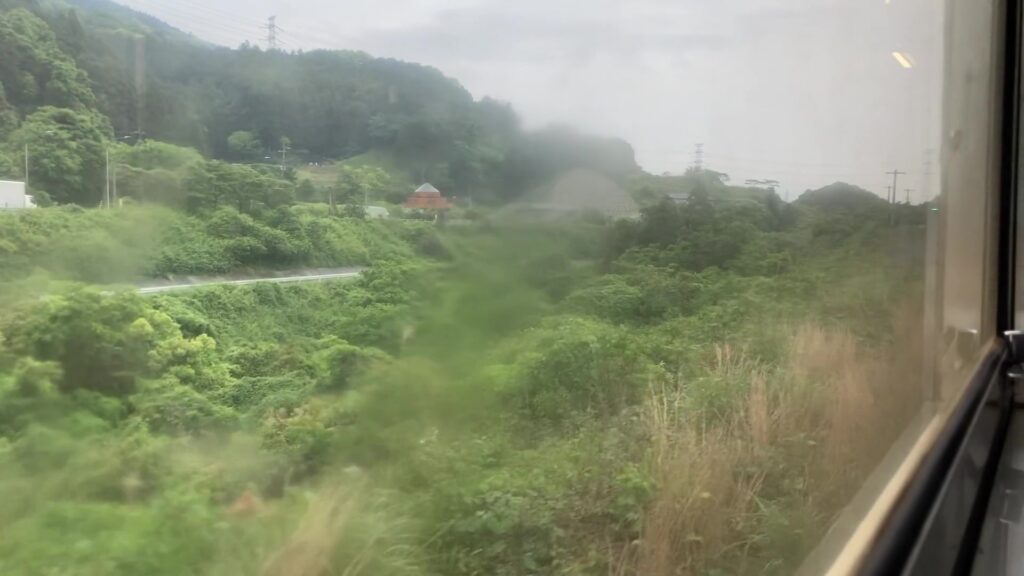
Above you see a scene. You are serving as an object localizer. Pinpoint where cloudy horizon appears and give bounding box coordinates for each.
[115,0,943,200]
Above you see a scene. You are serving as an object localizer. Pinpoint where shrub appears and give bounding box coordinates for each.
[221,375,311,412]
[510,317,654,423]
[312,337,388,392]
[133,378,238,435]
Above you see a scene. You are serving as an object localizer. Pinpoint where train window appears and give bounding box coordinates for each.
[814,0,1008,572]
[0,0,1012,574]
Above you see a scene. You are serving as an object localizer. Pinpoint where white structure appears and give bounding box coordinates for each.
[365,206,390,219]
[526,169,640,219]
[0,180,32,210]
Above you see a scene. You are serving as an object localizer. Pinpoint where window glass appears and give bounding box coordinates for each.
[0,0,1000,574]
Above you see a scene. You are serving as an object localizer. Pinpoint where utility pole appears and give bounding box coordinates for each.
[279,138,290,172]
[904,188,914,204]
[105,148,111,209]
[24,144,29,196]
[263,16,278,51]
[886,169,905,225]
[113,161,118,207]
[693,143,704,173]
[922,149,934,202]
[886,169,906,202]
[134,36,146,144]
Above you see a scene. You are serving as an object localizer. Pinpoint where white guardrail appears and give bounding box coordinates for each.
[135,269,364,295]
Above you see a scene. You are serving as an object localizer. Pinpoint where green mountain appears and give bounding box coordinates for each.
[795,182,887,211]
[0,0,639,204]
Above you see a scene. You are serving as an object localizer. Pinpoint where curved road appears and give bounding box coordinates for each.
[135,267,364,295]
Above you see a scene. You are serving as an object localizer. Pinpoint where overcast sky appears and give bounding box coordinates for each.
[117,0,943,201]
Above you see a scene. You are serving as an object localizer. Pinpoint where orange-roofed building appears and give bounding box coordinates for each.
[404,183,453,210]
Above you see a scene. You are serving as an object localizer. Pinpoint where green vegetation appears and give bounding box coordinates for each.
[0,2,929,575]
[0,204,426,284]
[0,187,925,575]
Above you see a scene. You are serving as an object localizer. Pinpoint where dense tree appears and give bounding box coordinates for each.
[116,140,202,172]
[185,160,294,214]
[332,165,389,206]
[296,178,318,202]
[448,140,485,199]
[6,290,157,396]
[115,165,185,207]
[6,106,111,205]
[795,181,888,212]
[0,146,15,179]
[0,9,96,112]
[636,199,682,246]
[0,83,18,139]
[226,131,263,162]
[100,141,202,208]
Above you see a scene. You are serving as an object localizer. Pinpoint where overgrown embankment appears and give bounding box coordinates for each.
[0,193,925,575]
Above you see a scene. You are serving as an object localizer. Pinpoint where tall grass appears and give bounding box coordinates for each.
[634,313,923,575]
[220,479,425,576]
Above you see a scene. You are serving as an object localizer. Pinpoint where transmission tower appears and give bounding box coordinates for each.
[693,143,704,172]
[262,16,279,51]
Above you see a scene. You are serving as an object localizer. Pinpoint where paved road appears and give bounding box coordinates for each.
[136,267,364,295]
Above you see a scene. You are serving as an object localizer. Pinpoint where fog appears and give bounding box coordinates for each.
[118,0,943,201]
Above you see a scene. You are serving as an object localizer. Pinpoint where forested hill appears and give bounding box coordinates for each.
[795,182,888,211]
[0,0,639,204]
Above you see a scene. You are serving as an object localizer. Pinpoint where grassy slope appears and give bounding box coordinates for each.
[0,204,420,284]
[0,203,925,575]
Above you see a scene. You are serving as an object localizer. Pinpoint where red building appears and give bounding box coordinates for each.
[403,183,453,210]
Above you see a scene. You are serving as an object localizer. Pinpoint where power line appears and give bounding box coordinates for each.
[127,0,257,44]
[666,156,884,179]
[129,1,350,53]
[693,162,882,178]
[130,0,265,33]
[654,149,897,178]
[153,0,265,28]
[703,152,857,170]
[257,18,362,50]
[649,147,861,170]
[274,27,354,52]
